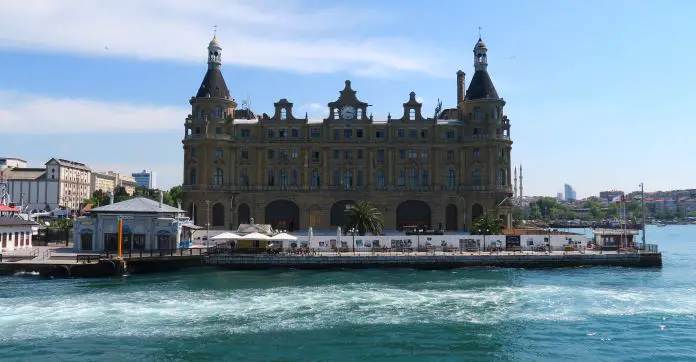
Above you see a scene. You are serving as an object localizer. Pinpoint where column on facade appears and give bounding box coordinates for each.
[459,147,466,187]
[257,147,264,190]
[387,148,395,186]
[367,148,374,189]
[229,146,236,187]
[322,147,329,188]
[303,146,310,190]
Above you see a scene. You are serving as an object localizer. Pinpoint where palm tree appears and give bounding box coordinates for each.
[345,201,385,236]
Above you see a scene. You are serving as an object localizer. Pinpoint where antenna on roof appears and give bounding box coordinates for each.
[478,26,482,39]
[213,24,218,37]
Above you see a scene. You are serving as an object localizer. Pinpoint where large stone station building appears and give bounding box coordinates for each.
[182,35,514,232]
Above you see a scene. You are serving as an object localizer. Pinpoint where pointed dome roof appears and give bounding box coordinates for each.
[465,70,499,100]
[196,68,230,99]
[209,35,220,48]
[475,38,487,49]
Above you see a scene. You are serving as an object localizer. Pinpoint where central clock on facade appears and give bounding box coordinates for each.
[340,106,356,119]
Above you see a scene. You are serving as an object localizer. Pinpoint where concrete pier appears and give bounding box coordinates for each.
[209,251,663,270]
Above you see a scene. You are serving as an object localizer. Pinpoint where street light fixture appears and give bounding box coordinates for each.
[416,227,424,252]
[349,227,357,253]
[205,200,211,248]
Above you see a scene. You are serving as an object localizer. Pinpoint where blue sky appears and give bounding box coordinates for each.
[0,0,694,198]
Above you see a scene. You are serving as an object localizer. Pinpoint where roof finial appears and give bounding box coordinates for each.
[213,24,218,38]
[478,26,482,40]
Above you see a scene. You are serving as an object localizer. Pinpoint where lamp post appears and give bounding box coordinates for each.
[640,183,646,251]
[416,227,423,252]
[349,227,357,253]
[483,228,490,252]
[205,200,211,248]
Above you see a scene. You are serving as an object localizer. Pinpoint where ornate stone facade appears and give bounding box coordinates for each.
[182,36,514,232]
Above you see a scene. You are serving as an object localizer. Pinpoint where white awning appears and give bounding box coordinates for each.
[270,232,297,241]
[240,232,271,240]
[211,232,241,240]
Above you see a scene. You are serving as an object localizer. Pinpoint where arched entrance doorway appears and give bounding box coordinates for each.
[445,204,458,231]
[396,200,431,230]
[330,200,356,227]
[471,203,484,224]
[212,203,225,227]
[264,200,300,231]
[237,203,251,225]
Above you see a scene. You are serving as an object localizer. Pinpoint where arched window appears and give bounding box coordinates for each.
[311,169,320,189]
[375,170,385,188]
[497,169,506,186]
[357,108,363,119]
[472,169,482,185]
[291,169,298,185]
[280,108,287,120]
[409,109,416,120]
[447,169,456,189]
[212,168,224,185]
[189,168,197,185]
[409,168,417,187]
[239,169,249,186]
[344,170,353,189]
[267,170,275,186]
[332,169,340,186]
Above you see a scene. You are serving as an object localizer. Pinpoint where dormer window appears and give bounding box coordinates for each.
[280,108,287,120]
[409,109,416,120]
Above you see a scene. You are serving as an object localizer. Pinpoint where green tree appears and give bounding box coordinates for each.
[168,185,183,206]
[344,201,385,236]
[471,213,503,235]
[529,204,542,220]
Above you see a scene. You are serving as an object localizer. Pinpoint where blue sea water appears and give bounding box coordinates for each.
[0,226,694,362]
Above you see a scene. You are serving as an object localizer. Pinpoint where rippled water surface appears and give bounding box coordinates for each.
[1,226,695,361]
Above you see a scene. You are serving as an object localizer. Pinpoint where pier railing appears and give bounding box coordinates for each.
[100,248,205,260]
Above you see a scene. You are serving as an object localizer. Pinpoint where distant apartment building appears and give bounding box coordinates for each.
[0,157,28,169]
[599,190,624,202]
[91,171,138,195]
[564,184,577,201]
[556,192,564,202]
[132,170,156,189]
[2,158,91,212]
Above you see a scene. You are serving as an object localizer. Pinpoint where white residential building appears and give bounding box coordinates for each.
[3,158,92,212]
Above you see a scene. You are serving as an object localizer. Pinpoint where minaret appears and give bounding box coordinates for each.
[519,164,524,201]
[513,166,518,199]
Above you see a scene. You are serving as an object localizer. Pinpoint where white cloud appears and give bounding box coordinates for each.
[0,91,187,133]
[0,0,450,77]
[298,102,329,118]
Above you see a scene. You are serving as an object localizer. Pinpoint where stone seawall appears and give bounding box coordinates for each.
[209,252,663,270]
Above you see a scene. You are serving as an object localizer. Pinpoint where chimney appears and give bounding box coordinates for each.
[109,191,114,205]
[456,70,466,104]
[159,191,163,208]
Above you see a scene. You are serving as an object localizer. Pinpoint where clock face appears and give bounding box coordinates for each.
[340,106,356,119]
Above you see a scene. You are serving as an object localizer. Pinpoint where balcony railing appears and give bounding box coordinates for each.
[182,183,512,193]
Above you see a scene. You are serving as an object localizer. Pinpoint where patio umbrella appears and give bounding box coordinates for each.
[240,232,271,240]
[270,233,297,241]
[211,232,241,240]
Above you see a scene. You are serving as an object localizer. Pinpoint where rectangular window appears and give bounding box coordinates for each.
[446,129,455,139]
[397,128,405,138]
[421,150,428,159]
[215,148,223,159]
[356,129,364,138]
[267,129,275,138]
[357,150,363,159]
[291,148,298,159]
[215,127,222,135]
[310,128,321,138]
[377,149,385,162]
[333,129,340,141]
[447,150,455,161]
[333,150,340,159]
[344,129,353,139]
[241,148,249,160]
[279,129,288,138]
[190,147,197,158]
[375,129,385,139]
[311,148,320,162]
[344,150,352,159]
[267,149,275,159]
[420,129,428,139]
[399,150,406,159]
[240,129,250,138]
[421,170,429,186]
[407,150,417,159]
[408,129,417,139]
[473,148,481,160]
[291,128,299,138]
